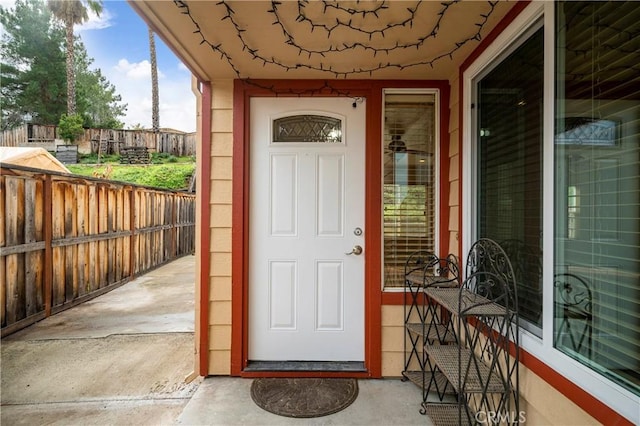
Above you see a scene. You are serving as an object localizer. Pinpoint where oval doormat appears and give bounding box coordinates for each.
[250,378,359,418]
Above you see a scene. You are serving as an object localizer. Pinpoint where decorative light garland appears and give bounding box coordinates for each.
[173,0,499,96]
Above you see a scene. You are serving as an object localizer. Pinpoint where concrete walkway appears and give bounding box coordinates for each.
[1,256,199,426]
[2,255,433,426]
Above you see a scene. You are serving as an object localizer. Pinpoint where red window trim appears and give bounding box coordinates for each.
[456,1,634,424]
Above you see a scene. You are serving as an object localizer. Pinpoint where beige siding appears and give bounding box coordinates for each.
[519,365,597,425]
[208,80,234,375]
[381,305,405,377]
[447,74,461,259]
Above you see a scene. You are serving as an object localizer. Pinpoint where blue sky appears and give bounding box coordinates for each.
[1,0,196,132]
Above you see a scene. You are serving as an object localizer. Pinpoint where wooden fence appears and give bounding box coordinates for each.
[0,124,196,157]
[0,164,196,336]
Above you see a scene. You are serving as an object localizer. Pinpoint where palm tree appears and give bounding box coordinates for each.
[149,27,159,133]
[47,0,103,116]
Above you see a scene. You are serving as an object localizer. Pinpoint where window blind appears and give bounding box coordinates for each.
[383,94,436,288]
[475,25,544,330]
[554,0,640,395]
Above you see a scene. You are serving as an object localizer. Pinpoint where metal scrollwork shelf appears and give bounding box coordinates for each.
[403,240,520,426]
[401,251,461,409]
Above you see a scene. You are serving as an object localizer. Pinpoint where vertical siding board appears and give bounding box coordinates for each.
[176,196,181,255]
[170,194,176,259]
[175,196,180,255]
[115,187,124,281]
[151,193,157,267]
[132,191,142,275]
[0,175,6,327]
[76,184,88,296]
[149,193,153,268]
[163,194,167,262]
[98,185,108,288]
[15,178,25,321]
[88,185,98,292]
[4,177,24,323]
[34,179,44,311]
[43,175,52,317]
[4,177,17,324]
[129,188,135,277]
[64,183,77,301]
[106,187,115,285]
[131,190,137,274]
[113,187,121,281]
[122,188,131,277]
[24,179,43,316]
[52,181,65,306]
[138,191,144,272]
[146,192,151,270]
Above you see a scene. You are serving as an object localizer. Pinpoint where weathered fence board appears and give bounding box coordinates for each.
[0,164,196,336]
[1,124,196,157]
[0,177,5,326]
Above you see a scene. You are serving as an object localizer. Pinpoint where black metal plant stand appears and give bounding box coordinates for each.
[401,251,461,409]
[421,239,520,425]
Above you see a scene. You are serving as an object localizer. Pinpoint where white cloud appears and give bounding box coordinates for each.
[114,58,165,80]
[77,7,113,32]
[107,59,195,132]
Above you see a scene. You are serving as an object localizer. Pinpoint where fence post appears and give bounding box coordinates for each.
[43,175,52,317]
[172,193,178,258]
[129,188,136,278]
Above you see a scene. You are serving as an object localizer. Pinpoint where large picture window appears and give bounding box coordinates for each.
[465,1,639,417]
[474,24,544,332]
[554,0,640,395]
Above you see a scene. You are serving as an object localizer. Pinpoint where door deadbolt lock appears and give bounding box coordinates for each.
[345,245,363,256]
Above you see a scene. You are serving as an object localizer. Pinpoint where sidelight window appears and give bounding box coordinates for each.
[382,91,437,288]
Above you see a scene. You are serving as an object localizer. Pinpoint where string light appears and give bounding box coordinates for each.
[173,0,499,96]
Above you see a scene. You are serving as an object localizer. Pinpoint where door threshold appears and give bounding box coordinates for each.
[245,361,366,372]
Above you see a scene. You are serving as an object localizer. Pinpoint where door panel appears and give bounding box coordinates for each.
[249,97,365,361]
[270,154,297,236]
[317,154,344,236]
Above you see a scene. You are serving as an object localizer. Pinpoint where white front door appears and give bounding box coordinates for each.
[249,97,365,361]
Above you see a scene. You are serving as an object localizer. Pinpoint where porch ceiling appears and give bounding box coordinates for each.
[130,1,517,82]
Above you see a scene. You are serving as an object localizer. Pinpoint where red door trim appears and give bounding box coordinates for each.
[230,79,449,377]
[198,81,212,376]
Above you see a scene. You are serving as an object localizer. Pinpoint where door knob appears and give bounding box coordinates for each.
[346,245,363,256]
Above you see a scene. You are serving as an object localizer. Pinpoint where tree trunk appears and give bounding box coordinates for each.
[149,28,159,133]
[65,15,76,115]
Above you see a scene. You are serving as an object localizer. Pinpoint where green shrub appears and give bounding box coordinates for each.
[58,114,85,144]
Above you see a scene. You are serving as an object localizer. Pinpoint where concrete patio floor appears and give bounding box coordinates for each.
[1,255,434,425]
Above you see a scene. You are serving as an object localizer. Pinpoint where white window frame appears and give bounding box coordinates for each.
[461,2,638,422]
[381,88,441,292]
